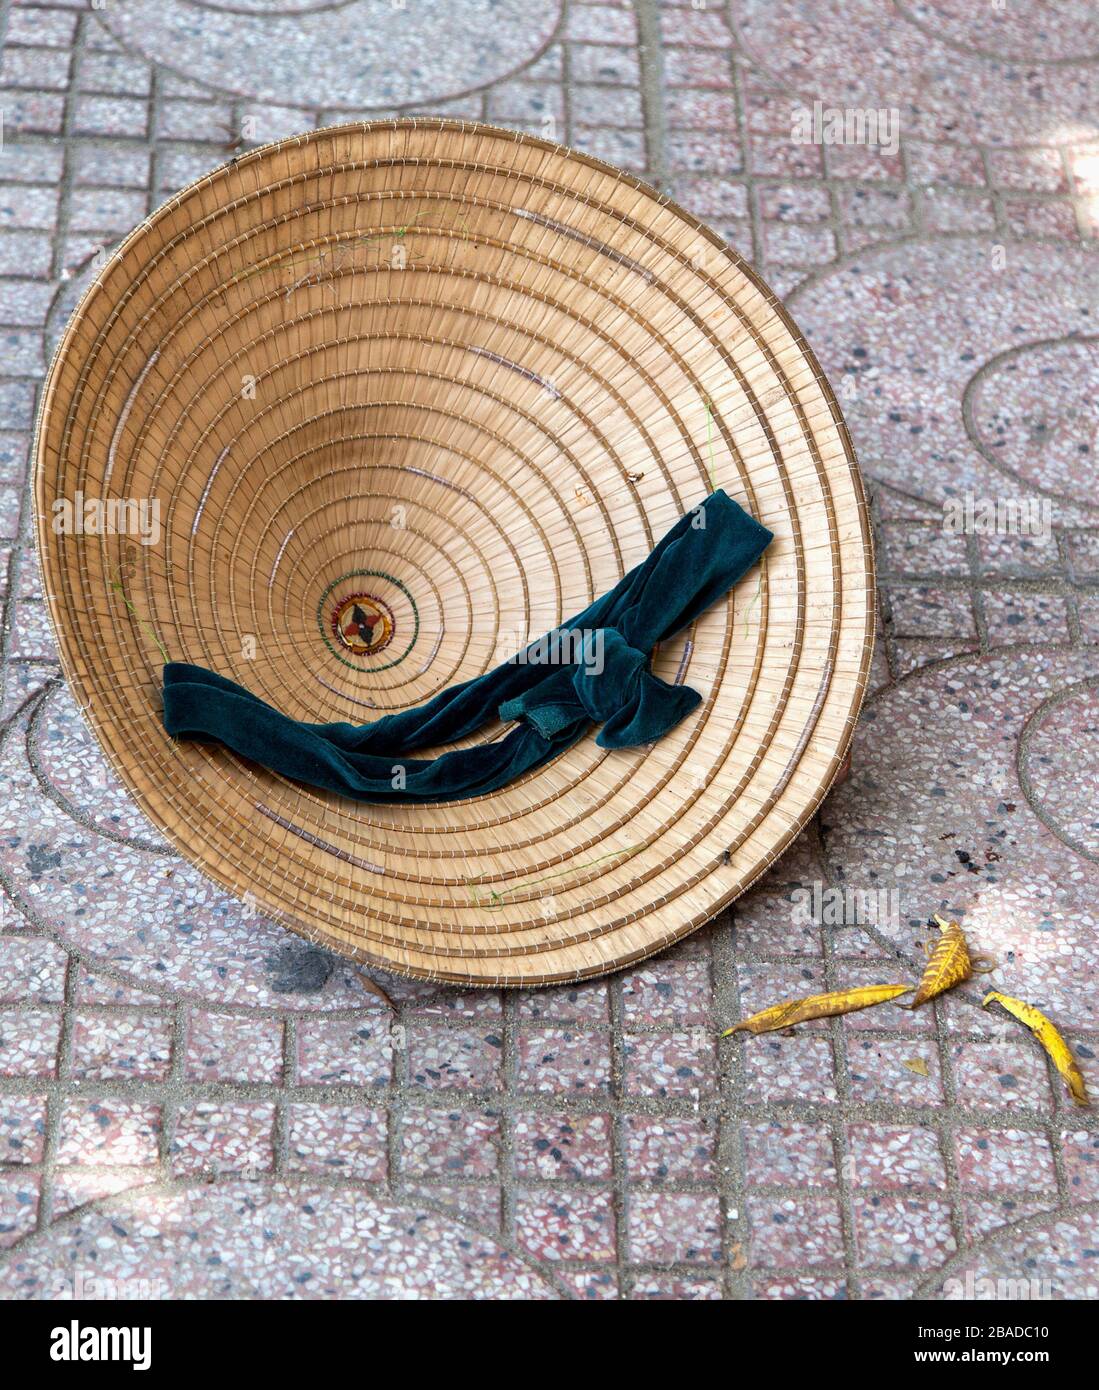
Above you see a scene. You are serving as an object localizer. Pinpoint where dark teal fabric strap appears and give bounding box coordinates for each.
[162,490,772,804]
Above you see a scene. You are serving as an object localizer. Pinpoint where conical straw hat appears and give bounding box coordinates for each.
[34,120,874,987]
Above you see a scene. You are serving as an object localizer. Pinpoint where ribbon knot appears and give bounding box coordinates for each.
[498,627,702,750]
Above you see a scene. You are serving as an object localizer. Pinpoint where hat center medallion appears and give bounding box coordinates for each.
[332,592,394,657]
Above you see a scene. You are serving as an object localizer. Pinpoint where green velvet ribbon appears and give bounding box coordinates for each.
[162,490,772,803]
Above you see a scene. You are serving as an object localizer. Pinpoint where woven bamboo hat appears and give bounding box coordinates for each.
[35,120,873,986]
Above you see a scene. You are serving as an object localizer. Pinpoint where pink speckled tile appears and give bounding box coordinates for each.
[955,1127,1057,1190]
[825,143,903,182]
[408,1024,504,1091]
[978,530,1061,574]
[846,1039,946,1106]
[515,1026,611,1094]
[751,1274,847,1299]
[665,127,743,174]
[398,1107,499,1179]
[70,1012,172,1081]
[742,1035,838,1105]
[512,1111,612,1181]
[987,147,1069,192]
[515,1186,616,1263]
[1060,1129,1099,1200]
[0,1170,39,1247]
[921,188,996,232]
[881,522,970,576]
[845,1125,947,1190]
[515,981,609,1022]
[560,1268,619,1300]
[747,1193,845,1269]
[983,591,1071,643]
[0,935,67,1001]
[632,1273,723,1299]
[396,1180,502,1232]
[0,1092,47,1163]
[951,1041,1053,1112]
[744,1120,837,1188]
[620,954,713,1028]
[0,1007,61,1077]
[623,1030,716,1098]
[627,1191,722,1265]
[623,1114,717,1183]
[296,1017,394,1086]
[57,1099,161,1166]
[852,1195,957,1270]
[735,960,828,1027]
[170,1101,275,1176]
[905,141,986,188]
[51,1168,157,1219]
[887,586,976,640]
[832,961,929,1033]
[963,1194,1056,1241]
[288,1103,387,1182]
[1003,197,1080,239]
[184,1010,284,1084]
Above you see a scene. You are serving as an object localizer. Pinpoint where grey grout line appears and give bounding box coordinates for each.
[632,0,667,192]
[606,968,630,1297]
[712,912,750,1299]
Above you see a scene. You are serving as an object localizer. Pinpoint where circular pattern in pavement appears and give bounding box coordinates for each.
[94,0,562,109]
[731,0,1099,145]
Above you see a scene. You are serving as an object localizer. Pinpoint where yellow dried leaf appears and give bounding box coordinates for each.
[722,983,911,1036]
[903,1056,930,1076]
[908,914,972,1008]
[983,990,1089,1107]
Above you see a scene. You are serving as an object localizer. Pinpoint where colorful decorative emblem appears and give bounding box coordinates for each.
[331,592,395,656]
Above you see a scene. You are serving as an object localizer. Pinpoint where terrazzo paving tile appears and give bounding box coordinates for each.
[623,1114,717,1183]
[0,936,67,1002]
[632,1273,723,1300]
[515,1186,616,1263]
[184,1010,284,1084]
[409,1024,504,1091]
[951,1041,1054,1113]
[1,0,1096,1301]
[1060,1130,1099,1200]
[851,1195,957,1271]
[847,1039,946,1107]
[0,1093,47,1165]
[0,1007,62,1078]
[845,1125,948,1190]
[56,1099,161,1167]
[513,1111,612,1180]
[170,1101,276,1177]
[623,1030,716,1099]
[515,1026,611,1093]
[626,1191,722,1265]
[295,1019,393,1087]
[0,1171,39,1248]
[287,1104,387,1182]
[744,1120,837,1189]
[397,1107,500,1179]
[983,591,1072,643]
[0,1181,564,1299]
[742,1034,839,1106]
[70,1012,173,1081]
[746,1193,845,1269]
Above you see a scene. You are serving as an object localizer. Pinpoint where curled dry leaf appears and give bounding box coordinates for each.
[722,983,911,1036]
[908,914,971,1008]
[982,990,1089,1108]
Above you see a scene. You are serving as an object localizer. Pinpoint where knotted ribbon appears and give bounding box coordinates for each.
[162,489,772,804]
